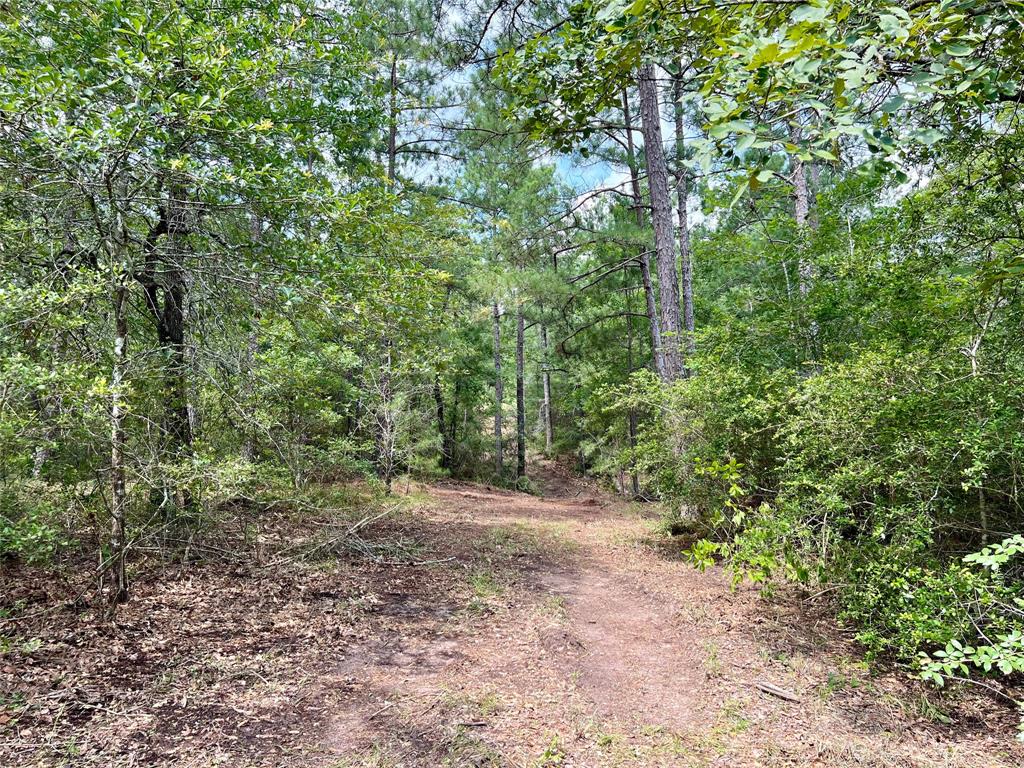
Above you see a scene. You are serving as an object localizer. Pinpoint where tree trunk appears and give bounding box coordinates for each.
[540,324,553,456]
[162,267,193,454]
[433,375,451,471]
[637,64,684,381]
[792,152,811,296]
[622,87,665,378]
[109,282,130,604]
[241,213,262,462]
[30,391,56,479]
[377,339,396,493]
[673,66,696,370]
[387,54,398,184]
[447,376,463,465]
[516,302,527,479]
[626,295,640,497]
[141,193,195,518]
[790,121,819,360]
[373,62,401,491]
[492,301,504,477]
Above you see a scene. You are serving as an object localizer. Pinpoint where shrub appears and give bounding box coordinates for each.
[642,345,1024,706]
[0,482,71,564]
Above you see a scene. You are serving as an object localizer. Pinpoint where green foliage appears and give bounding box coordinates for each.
[1,0,1022,741]
[0,483,73,564]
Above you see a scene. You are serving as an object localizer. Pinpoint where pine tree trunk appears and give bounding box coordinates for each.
[492,302,504,477]
[540,324,553,456]
[626,297,640,497]
[448,376,463,463]
[109,282,130,604]
[516,303,526,479]
[433,375,451,471]
[637,64,684,381]
[377,340,395,493]
[622,88,665,378]
[374,60,400,490]
[387,54,398,184]
[673,67,696,370]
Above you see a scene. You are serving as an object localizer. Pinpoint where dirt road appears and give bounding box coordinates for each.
[322,468,1021,767]
[3,465,1020,767]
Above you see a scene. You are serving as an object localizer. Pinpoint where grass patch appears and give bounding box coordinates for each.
[534,734,567,766]
[468,570,504,598]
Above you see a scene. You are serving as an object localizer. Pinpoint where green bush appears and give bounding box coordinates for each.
[0,482,71,564]
[639,344,1024,700]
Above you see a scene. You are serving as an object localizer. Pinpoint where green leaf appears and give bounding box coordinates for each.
[735,133,757,153]
[913,128,944,145]
[878,14,908,40]
[729,178,750,207]
[881,94,906,112]
[791,3,830,23]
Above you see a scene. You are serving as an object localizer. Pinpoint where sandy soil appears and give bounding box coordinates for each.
[3,463,1022,766]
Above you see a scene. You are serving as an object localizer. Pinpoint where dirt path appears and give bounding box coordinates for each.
[322,465,1022,767]
[3,465,1021,767]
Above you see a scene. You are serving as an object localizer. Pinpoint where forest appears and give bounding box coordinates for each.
[2,0,1024,765]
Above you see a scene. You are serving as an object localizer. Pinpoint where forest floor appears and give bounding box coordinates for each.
[2,461,1023,767]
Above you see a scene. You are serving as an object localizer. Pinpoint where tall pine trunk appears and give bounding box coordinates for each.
[622,88,664,378]
[625,294,640,497]
[387,54,398,184]
[540,324,553,456]
[433,375,451,471]
[637,64,684,381]
[673,67,696,370]
[374,57,400,488]
[376,340,396,493]
[492,302,503,477]
[516,303,526,479]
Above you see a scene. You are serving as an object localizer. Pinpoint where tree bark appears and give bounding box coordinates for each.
[140,195,195,521]
[540,324,553,456]
[373,61,400,490]
[387,54,398,184]
[637,64,684,381]
[622,87,665,378]
[790,121,819,360]
[433,375,452,471]
[447,376,463,466]
[492,301,504,477]
[516,302,527,479]
[376,339,396,493]
[625,294,640,497]
[792,152,811,296]
[673,66,696,370]
[109,282,130,604]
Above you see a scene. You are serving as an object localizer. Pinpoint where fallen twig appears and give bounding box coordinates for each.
[374,556,457,567]
[755,681,801,703]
